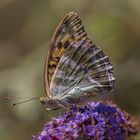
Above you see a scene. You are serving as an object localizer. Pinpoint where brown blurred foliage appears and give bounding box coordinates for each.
[0,0,140,140]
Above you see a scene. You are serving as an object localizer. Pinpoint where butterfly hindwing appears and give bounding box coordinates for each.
[49,40,115,104]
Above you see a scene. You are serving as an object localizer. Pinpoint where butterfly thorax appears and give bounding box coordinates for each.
[39,96,60,110]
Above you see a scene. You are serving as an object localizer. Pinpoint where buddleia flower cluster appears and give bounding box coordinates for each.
[32,101,138,140]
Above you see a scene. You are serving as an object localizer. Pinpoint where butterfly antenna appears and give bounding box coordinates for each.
[3,96,39,101]
[12,97,39,106]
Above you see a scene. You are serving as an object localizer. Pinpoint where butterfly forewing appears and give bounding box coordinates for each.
[45,12,115,104]
[45,12,91,96]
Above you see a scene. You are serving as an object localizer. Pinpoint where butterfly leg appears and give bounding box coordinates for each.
[57,103,70,111]
[45,109,53,120]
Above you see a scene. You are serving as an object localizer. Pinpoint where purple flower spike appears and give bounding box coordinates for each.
[32,101,138,140]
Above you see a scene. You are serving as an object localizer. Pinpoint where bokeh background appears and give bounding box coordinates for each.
[0,0,140,140]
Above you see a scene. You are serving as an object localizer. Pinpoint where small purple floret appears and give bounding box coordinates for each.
[32,101,138,140]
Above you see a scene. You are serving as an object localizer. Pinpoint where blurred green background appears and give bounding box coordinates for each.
[0,0,140,140]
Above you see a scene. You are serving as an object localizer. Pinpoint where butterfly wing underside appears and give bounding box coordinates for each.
[45,12,115,102]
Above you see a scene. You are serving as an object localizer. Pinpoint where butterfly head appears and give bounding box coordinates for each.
[39,96,60,110]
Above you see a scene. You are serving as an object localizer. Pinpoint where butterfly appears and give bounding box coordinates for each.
[39,12,115,110]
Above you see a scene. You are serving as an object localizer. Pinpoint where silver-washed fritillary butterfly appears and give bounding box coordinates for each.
[39,12,115,110]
